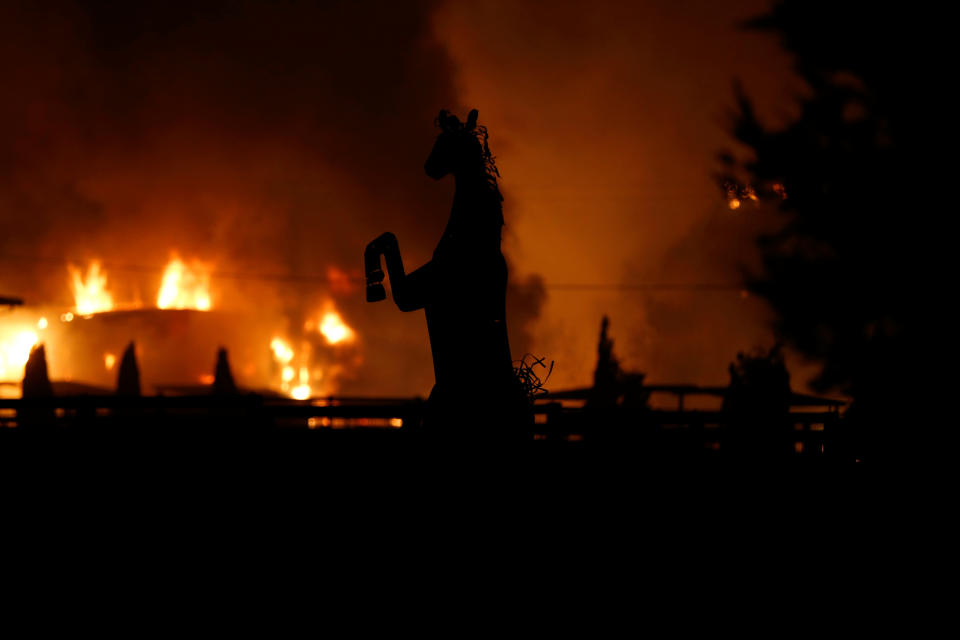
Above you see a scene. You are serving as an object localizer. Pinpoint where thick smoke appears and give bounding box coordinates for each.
[3,0,814,396]
[0,0,546,395]
[433,0,804,390]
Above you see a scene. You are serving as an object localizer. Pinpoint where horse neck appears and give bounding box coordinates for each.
[451,169,500,222]
[453,169,488,203]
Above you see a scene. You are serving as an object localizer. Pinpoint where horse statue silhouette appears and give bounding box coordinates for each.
[364,109,527,436]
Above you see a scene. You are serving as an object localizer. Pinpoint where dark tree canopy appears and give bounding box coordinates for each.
[721,1,944,455]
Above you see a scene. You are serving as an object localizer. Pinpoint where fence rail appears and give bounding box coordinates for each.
[0,395,848,459]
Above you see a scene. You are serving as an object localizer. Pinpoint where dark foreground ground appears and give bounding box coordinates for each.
[0,394,862,500]
[1,393,848,459]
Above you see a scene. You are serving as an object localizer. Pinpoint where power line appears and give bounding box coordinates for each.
[0,253,745,292]
[546,283,743,291]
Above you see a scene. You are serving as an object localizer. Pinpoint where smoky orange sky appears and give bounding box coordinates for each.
[1,0,818,396]
[433,0,813,390]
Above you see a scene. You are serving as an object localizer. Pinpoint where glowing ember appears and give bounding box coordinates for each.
[157,256,212,311]
[104,353,116,370]
[69,261,114,315]
[0,330,38,381]
[728,198,741,210]
[37,317,48,330]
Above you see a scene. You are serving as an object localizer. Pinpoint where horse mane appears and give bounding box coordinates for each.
[436,110,504,227]
[475,123,504,228]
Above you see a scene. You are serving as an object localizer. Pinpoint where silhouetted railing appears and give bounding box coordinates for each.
[0,394,848,460]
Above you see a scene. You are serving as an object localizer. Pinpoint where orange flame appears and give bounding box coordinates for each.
[271,336,311,398]
[69,261,114,315]
[157,256,212,311]
[304,304,356,346]
[0,329,38,381]
[271,337,294,364]
[319,310,355,345]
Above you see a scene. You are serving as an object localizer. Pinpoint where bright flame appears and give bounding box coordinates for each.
[0,330,38,381]
[104,353,116,370]
[157,256,212,311]
[271,338,294,364]
[291,384,311,400]
[37,317,48,330]
[69,261,114,315]
[271,337,312,398]
[318,310,356,345]
[272,303,355,401]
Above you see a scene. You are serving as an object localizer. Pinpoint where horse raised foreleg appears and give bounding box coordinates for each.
[364,232,430,312]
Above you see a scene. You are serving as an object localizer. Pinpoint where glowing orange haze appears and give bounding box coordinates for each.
[431,0,820,391]
[0,1,823,397]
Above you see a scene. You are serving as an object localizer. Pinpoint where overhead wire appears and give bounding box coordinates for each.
[0,253,746,292]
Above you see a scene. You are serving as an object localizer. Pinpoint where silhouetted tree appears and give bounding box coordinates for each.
[720,1,940,460]
[588,316,621,410]
[585,317,648,442]
[213,347,237,395]
[116,342,141,396]
[722,345,792,456]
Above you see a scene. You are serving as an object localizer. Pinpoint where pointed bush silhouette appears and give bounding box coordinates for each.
[116,342,141,396]
[20,344,54,428]
[213,347,237,395]
[22,344,53,398]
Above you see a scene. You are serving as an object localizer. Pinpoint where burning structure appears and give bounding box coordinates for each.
[0,258,360,400]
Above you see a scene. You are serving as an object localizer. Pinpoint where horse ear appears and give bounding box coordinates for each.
[466,109,478,130]
[437,109,461,133]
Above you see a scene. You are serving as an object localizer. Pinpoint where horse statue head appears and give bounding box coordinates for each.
[425,109,504,232]
[424,109,498,182]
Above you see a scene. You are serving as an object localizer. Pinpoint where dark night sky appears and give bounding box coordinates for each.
[0,0,813,395]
